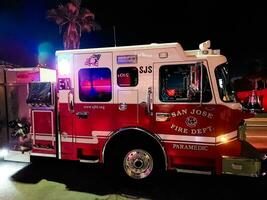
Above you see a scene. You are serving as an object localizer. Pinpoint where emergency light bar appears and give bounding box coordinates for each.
[185,40,221,57]
[58,55,72,76]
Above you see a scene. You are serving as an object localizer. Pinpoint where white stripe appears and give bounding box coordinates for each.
[30,153,56,157]
[92,131,110,137]
[34,133,52,136]
[61,137,72,142]
[158,134,215,143]
[61,131,238,145]
[159,130,238,144]
[60,131,111,144]
[35,135,55,141]
[76,138,98,144]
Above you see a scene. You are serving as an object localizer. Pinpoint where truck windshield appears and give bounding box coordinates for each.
[215,63,235,102]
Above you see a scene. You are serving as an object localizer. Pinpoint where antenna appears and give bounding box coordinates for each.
[113,26,117,47]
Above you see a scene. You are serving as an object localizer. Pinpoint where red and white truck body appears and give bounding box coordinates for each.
[28,41,266,179]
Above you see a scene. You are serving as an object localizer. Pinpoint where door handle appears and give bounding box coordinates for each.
[147,87,153,116]
[76,112,88,119]
[119,102,127,111]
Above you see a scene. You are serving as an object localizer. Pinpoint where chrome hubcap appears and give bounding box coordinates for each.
[123,149,153,179]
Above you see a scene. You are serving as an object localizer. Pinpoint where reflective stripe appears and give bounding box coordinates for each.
[60,130,238,145]
[76,138,98,144]
[35,135,55,141]
[61,137,72,142]
[158,134,215,143]
[61,131,110,144]
[92,131,110,137]
[159,130,238,145]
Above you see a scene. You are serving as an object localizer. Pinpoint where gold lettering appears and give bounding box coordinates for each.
[181,109,187,115]
[183,128,188,134]
[178,127,183,133]
[197,129,202,134]
[172,144,208,151]
[196,110,202,115]
[207,126,213,132]
[177,110,182,116]
[207,113,213,119]
[202,111,207,117]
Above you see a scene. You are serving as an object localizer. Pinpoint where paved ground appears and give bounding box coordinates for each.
[1,159,267,200]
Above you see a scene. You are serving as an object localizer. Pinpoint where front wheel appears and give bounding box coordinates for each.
[123,149,154,179]
[106,140,164,182]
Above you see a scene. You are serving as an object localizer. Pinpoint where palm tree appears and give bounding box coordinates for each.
[47,0,100,50]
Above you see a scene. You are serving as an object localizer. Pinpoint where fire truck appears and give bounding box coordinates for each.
[26,41,266,180]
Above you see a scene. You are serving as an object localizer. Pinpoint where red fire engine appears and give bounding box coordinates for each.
[26,41,266,180]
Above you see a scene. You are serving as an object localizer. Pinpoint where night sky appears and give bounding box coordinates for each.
[1,0,267,77]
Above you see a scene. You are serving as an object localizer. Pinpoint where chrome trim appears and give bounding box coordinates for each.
[102,127,168,170]
[79,159,99,164]
[30,153,56,158]
[176,168,212,175]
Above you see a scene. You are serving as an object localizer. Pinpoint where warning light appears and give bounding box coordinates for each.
[58,56,71,77]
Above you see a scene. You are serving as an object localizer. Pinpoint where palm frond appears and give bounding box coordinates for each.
[47,5,68,26]
[47,1,101,49]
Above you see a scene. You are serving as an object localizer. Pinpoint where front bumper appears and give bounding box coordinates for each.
[222,156,263,177]
[222,141,267,177]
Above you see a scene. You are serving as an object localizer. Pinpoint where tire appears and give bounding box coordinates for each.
[106,137,164,182]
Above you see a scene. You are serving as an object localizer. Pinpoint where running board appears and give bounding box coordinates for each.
[175,168,212,175]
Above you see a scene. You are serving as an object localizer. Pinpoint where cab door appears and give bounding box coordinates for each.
[152,62,217,146]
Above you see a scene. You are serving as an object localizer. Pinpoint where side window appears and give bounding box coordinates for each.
[159,64,212,102]
[117,67,138,87]
[79,68,112,102]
